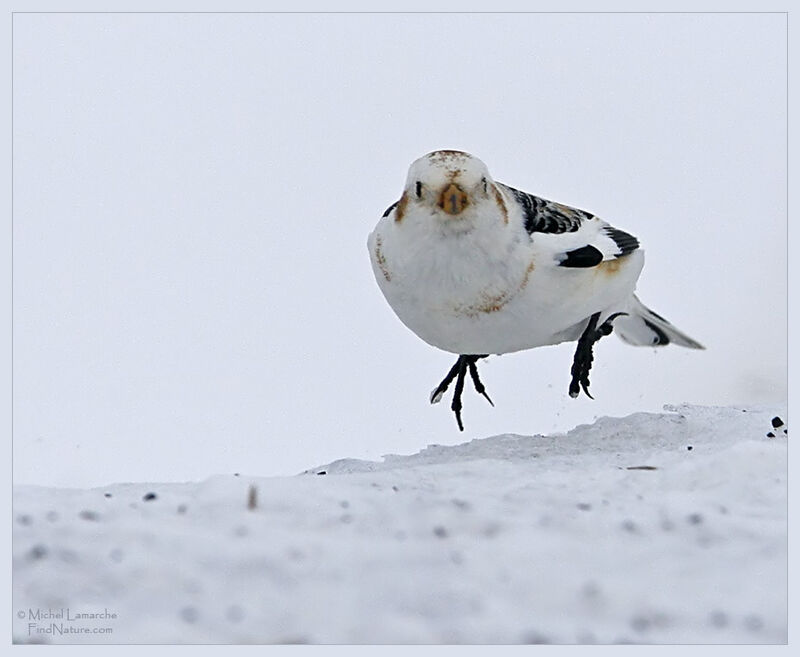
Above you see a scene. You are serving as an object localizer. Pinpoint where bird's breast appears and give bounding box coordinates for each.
[391,234,534,317]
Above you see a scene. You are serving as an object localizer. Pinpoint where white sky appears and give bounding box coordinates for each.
[12,12,787,487]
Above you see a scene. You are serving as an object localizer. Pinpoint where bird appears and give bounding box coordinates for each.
[368,150,704,430]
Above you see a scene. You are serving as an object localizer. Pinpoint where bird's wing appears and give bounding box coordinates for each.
[498,183,640,268]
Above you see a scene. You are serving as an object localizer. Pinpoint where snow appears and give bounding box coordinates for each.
[12,404,787,644]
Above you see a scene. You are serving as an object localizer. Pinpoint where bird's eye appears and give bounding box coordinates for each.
[481,177,488,193]
[415,181,423,198]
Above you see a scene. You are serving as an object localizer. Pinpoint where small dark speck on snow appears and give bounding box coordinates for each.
[277,636,311,645]
[709,610,728,627]
[28,544,48,560]
[226,605,245,623]
[433,525,448,538]
[687,513,704,525]
[287,547,305,561]
[581,581,601,599]
[522,632,551,644]
[79,510,99,522]
[316,471,327,476]
[104,492,112,498]
[142,492,158,502]
[744,614,764,632]
[483,523,501,538]
[180,607,199,624]
[771,416,784,428]
[687,446,693,451]
[177,504,187,514]
[576,503,592,511]
[59,549,78,563]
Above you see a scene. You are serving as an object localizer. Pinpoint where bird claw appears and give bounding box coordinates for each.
[453,407,465,432]
[431,355,492,430]
[569,311,625,399]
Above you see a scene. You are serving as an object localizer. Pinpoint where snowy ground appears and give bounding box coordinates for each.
[12,403,787,644]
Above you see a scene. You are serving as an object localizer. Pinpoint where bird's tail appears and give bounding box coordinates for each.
[613,295,705,349]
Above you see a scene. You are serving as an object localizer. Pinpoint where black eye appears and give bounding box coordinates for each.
[415,181,423,198]
[481,177,488,193]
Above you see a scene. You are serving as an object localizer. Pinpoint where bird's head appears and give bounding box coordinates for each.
[399,150,506,231]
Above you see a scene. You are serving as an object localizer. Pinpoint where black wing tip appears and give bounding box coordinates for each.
[643,319,671,346]
[603,226,640,256]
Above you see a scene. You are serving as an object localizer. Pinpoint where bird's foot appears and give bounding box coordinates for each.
[569,312,628,399]
[430,355,492,431]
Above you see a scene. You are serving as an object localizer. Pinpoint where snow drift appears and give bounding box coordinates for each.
[12,403,787,644]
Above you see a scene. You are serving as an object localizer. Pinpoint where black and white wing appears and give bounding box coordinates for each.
[498,183,640,268]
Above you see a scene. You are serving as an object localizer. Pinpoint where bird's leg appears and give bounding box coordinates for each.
[569,313,600,399]
[569,312,628,399]
[430,357,464,405]
[467,356,494,407]
[450,358,468,431]
[430,354,494,430]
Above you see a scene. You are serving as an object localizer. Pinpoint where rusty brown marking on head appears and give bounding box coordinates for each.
[493,185,508,224]
[428,150,469,164]
[374,235,391,281]
[394,192,409,223]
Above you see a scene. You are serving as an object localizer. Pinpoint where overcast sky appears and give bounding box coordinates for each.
[12,12,786,487]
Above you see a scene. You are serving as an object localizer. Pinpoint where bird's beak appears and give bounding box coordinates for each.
[438,183,469,216]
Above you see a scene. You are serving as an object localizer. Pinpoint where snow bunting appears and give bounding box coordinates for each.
[368,150,704,430]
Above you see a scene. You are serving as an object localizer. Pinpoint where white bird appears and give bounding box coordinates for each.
[368,150,704,430]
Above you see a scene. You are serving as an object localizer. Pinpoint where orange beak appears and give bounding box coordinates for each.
[438,183,469,216]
